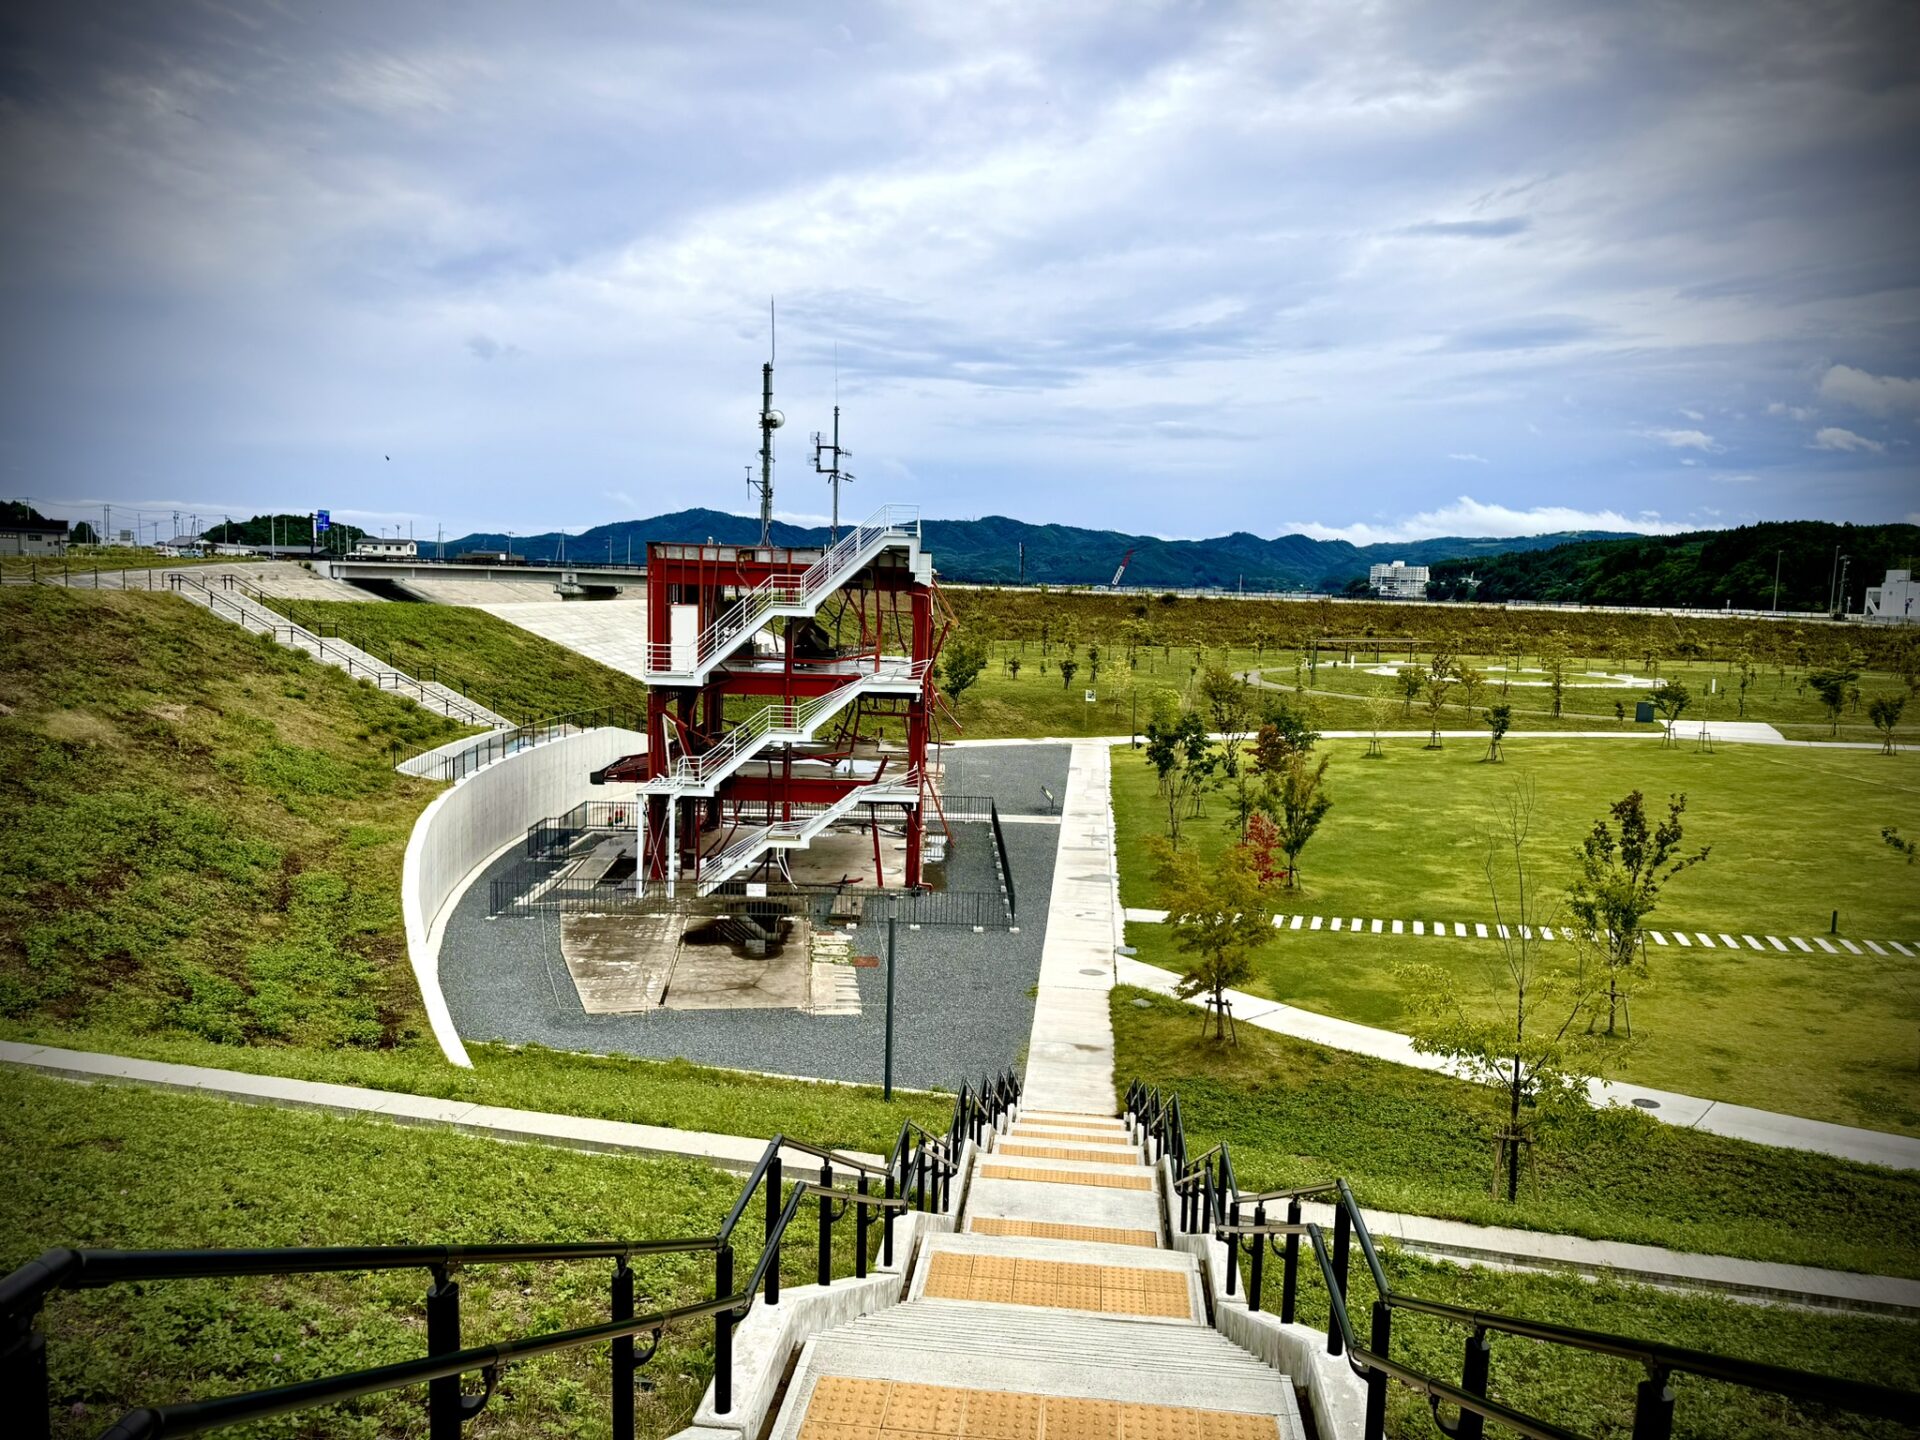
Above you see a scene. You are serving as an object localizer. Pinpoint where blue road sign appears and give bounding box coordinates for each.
[315,509,331,533]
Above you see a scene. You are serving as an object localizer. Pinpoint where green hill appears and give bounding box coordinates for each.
[1428,520,1920,610]
[0,587,467,1047]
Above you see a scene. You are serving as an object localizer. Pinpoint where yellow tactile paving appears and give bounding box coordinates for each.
[978,1164,1154,1191]
[923,1252,1191,1318]
[997,1143,1142,1164]
[798,1378,1277,1440]
[968,1218,1160,1248]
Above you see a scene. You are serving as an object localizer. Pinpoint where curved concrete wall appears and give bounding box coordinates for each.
[403,727,646,1066]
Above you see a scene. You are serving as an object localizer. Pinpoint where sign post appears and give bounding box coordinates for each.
[884,916,897,1100]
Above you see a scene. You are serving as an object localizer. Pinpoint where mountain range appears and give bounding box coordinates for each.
[441,509,1631,591]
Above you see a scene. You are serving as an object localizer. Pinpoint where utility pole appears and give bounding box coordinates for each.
[1772,549,1781,612]
[754,301,783,548]
[1018,541,1025,586]
[1827,544,1842,617]
[813,406,853,543]
[1837,555,1852,617]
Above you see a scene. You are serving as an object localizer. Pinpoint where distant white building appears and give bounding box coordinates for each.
[351,537,418,559]
[1369,560,1431,600]
[0,518,69,557]
[1863,569,1919,624]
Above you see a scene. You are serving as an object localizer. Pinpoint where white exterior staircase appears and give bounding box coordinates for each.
[692,769,922,894]
[644,505,927,686]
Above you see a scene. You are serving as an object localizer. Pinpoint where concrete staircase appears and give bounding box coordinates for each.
[768,1109,1306,1440]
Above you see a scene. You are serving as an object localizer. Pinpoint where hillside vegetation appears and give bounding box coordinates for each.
[0,587,468,1047]
[1427,519,1920,609]
[260,598,649,724]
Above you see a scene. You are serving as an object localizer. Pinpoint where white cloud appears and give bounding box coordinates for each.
[1766,401,1814,421]
[1281,496,1687,545]
[1818,365,1920,417]
[1645,427,1721,452]
[1679,408,1703,421]
[1446,452,1487,463]
[1810,426,1886,454]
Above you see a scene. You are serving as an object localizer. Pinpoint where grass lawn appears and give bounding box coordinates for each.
[1113,734,1920,1132]
[1112,988,1920,1279]
[0,1072,888,1440]
[0,1022,951,1155]
[0,587,468,1048]
[263,600,649,725]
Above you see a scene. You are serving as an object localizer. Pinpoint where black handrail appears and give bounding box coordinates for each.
[1130,1079,1920,1440]
[1,1071,1021,1440]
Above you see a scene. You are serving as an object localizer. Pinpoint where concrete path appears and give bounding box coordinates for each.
[0,1040,817,1173]
[1020,741,1124,1115]
[1114,960,1920,1171]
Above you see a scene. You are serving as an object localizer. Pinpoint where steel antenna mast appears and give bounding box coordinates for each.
[812,387,853,544]
[754,299,783,547]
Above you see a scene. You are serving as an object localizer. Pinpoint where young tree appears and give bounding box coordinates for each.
[1399,783,1607,1200]
[1199,664,1255,776]
[1884,826,1917,864]
[1153,840,1278,1042]
[1422,661,1455,749]
[1869,693,1907,756]
[1398,665,1423,717]
[1272,747,1333,889]
[1483,703,1512,762]
[1808,667,1858,736]
[1253,696,1319,770]
[1540,642,1569,718]
[1087,644,1102,684]
[1059,657,1080,691]
[1454,662,1486,719]
[1245,811,1286,887]
[1006,656,1022,681]
[1364,694,1395,758]
[1566,790,1709,1037]
[1650,679,1691,746]
[940,633,990,711]
[1144,704,1216,850]
[1733,650,1756,719]
[1222,773,1263,844]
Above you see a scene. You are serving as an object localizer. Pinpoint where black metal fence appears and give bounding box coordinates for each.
[2,1079,1019,1440]
[1129,1080,1920,1440]
[407,710,644,784]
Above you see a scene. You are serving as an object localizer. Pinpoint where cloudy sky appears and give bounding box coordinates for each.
[2,0,1916,544]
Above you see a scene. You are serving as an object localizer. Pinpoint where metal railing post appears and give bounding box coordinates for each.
[1224,1199,1238,1297]
[765,1155,782,1304]
[1329,1202,1352,1356]
[1248,1203,1266,1313]
[611,1260,635,1440]
[1363,1300,1391,1440]
[426,1267,462,1440]
[714,1245,735,1415]
[1632,1370,1675,1440]
[856,1174,871,1279]
[2,1306,51,1440]
[1456,1328,1490,1440]
[883,1168,896,1268]
[817,1162,834,1288]
[1281,1198,1301,1324]
[915,1144,927,1212]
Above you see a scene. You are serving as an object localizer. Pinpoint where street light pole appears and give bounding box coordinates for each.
[1772,549,1781,612]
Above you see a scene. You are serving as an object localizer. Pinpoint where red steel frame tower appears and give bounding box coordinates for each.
[636,506,948,898]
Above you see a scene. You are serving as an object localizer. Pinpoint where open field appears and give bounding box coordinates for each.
[264,599,649,723]
[1113,988,1920,1278]
[1113,736,1920,1132]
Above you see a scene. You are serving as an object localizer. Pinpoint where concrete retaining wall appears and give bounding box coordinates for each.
[401,726,645,1066]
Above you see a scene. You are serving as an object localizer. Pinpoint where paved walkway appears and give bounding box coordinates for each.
[1114,958,1920,1171]
[1021,741,1124,1116]
[1120,909,1918,955]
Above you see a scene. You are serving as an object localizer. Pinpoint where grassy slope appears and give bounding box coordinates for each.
[1113,734,1920,1132]
[1113,989,1920,1280]
[0,587,465,1048]
[3,1074,757,1440]
[266,600,649,725]
[0,550,224,577]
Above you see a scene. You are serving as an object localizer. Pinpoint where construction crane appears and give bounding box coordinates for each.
[1110,547,1136,589]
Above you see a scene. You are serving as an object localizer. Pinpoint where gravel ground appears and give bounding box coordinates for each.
[437,744,1072,1091]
